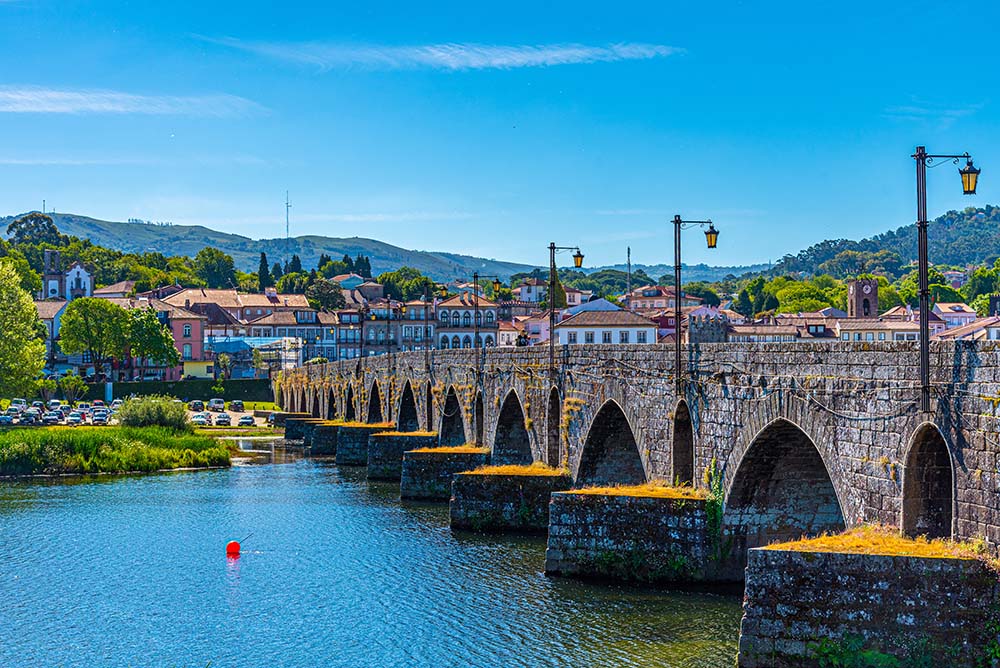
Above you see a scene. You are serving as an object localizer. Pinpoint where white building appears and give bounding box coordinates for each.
[932,302,977,329]
[554,310,657,345]
[512,278,548,304]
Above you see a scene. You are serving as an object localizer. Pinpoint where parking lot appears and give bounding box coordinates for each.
[2,397,277,429]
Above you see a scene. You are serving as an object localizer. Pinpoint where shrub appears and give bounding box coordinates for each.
[116,395,190,430]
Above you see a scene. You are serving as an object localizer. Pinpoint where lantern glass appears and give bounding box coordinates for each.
[401,305,407,314]
[573,249,584,268]
[492,278,502,294]
[960,160,981,195]
[704,223,719,249]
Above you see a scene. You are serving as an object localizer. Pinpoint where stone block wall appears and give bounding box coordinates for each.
[268,412,309,427]
[400,450,489,500]
[284,416,324,441]
[335,424,394,466]
[737,548,1000,667]
[450,472,572,533]
[311,424,340,455]
[545,491,722,582]
[367,433,439,480]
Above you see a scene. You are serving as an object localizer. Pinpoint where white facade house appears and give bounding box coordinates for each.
[554,310,657,345]
[932,302,977,329]
[512,279,548,304]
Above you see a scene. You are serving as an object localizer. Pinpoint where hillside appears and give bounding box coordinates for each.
[771,206,1000,276]
[0,211,761,282]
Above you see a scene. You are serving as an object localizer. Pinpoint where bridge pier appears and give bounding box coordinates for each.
[450,467,571,533]
[335,423,394,466]
[367,432,439,481]
[400,447,490,500]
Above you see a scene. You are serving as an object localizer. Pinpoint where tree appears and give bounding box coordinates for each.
[193,247,236,289]
[377,267,434,301]
[59,373,87,404]
[287,254,303,274]
[963,266,997,302]
[258,252,273,291]
[733,289,754,317]
[216,353,232,380]
[0,260,46,397]
[6,212,63,246]
[271,262,284,281]
[305,278,346,311]
[36,378,57,403]
[682,281,721,307]
[128,308,180,367]
[276,272,311,294]
[353,254,371,278]
[59,297,128,375]
[317,253,331,268]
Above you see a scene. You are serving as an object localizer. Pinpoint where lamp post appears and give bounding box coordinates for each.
[548,243,585,381]
[672,215,719,396]
[913,147,980,413]
[472,272,502,350]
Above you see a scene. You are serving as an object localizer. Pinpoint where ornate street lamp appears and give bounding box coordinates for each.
[913,146,981,413]
[548,243,584,382]
[673,215,719,396]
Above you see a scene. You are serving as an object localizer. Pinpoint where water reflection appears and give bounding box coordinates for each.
[0,460,741,667]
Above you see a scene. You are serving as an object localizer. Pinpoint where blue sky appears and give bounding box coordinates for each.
[0,0,995,269]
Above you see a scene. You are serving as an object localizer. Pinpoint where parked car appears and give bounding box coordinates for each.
[47,399,62,410]
[31,401,44,410]
[229,400,244,412]
[267,412,275,425]
[67,412,84,426]
[91,413,108,425]
[214,413,232,426]
[18,413,36,425]
[4,407,19,418]
[111,399,124,411]
[188,400,204,412]
[77,403,92,416]
[58,405,73,417]
[0,415,12,426]
[93,400,105,408]
[207,398,225,412]
[10,399,26,413]
[238,415,255,427]
[43,411,62,425]
[190,414,208,426]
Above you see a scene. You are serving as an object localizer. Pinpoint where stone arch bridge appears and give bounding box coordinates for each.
[278,342,1000,553]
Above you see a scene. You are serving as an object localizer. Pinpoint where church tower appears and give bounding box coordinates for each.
[42,249,63,299]
[847,278,879,318]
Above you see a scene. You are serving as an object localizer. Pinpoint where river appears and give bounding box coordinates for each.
[0,451,741,667]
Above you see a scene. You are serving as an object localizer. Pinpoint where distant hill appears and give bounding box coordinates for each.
[0,211,762,282]
[771,206,1000,276]
[585,262,772,283]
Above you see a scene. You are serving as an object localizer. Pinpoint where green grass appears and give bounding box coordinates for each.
[0,426,230,476]
[241,401,280,412]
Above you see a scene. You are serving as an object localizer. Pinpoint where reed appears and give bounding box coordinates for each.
[0,426,229,476]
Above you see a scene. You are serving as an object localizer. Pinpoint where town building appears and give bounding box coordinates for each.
[401,299,435,352]
[436,293,499,349]
[40,249,93,300]
[933,316,1000,341]
[92,280,136,299]
[554,310,657,345]
[34,300,68,370]
[847,278,879,318]
[624,285,702,310]
[837,318,921,342]
[932,302,977,329]
[512,278,548,304]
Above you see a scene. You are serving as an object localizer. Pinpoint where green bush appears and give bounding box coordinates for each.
[116,395,190,430]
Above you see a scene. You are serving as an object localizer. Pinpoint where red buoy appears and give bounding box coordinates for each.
[226,540,241,557]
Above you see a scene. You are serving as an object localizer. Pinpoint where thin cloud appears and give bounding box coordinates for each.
[198,35,682,71]
[883,101,984,129]
[0,154,268,167]
[0,86,265,116]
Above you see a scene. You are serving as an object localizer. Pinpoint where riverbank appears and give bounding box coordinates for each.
[0,426,230,476]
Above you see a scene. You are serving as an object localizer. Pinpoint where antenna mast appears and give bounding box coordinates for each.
[285,191,291,271]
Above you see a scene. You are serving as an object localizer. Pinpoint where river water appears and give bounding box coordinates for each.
[0,452,741,667]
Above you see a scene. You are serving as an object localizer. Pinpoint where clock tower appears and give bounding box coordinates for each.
[847,278,879,318]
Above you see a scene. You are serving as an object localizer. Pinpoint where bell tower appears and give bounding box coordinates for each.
[42,249,63,299]
[847,278,879,318]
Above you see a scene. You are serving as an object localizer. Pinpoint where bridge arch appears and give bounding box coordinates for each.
[366,379,384,423]
[396,381,419,432]
[672,400,694,486]
[425,383,434,432]
[492,390,533,466]
[311,390,321,418]
[474,391,485,446]
[439,386,466,446]
[902,422,954,539]
[345,385,356,422]
[546,387,561,466]
[327,387,337,420]
[576,400,646,486]
[724,418,846,568]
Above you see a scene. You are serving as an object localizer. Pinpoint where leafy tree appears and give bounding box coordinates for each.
[929,284,964,304]
[895,267,946,306]
[377,267,434,301]
[276,271,311,294]
[963,266,997,302]
[971,293,993,316]
[6,212,63,246]
[216,353,232,380]
[305,278,346,311]
[0,259,46,397]
[128,308,180,367]
[0,241,41,293]
[541,281,568,309]
[682,281,721,307]
[320,259,352,279]
[317,253,332,268]
[59,373,87,404]
[36,378,57,403]
[258,252,273,291]
[59,297,128,374]
[193,247,236,288]
[733,289,754,317]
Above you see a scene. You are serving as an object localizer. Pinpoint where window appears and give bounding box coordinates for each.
[567,332,577,344]
[865,332,874,342]
[183,324,192,338]
[619,331,629,344]
[440,311,450,325]
[452,336,461,348]
[854,333,862,341]
[878,332,886,341]
[584,331,594,344]
[602,331,612,344]
[206,366,213,375]
[182,343,192,360]
[485,311,495,324]
[462,335,472,348]
[440,337,450,349]
[637,331,647,343]
[462,313,471,327]
[841,332,849,341]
